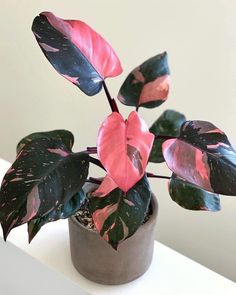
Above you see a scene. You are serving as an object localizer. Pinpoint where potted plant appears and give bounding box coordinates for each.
[1,11,236,285]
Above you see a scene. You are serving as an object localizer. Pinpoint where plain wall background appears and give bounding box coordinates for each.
[1,0,236,281]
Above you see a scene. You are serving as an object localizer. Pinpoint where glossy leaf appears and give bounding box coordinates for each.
[90,175,151,249]
[32,12,122,96]
[149,110,186,163]
[169,175,221,211]
[97,111,154,192]
[0,137,89,240]
[28,190,85,242]
[118,52,170,108]
[163,120,236,196]
[17,129,74,154]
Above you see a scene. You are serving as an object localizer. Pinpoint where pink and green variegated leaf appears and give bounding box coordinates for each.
[169,174,221,211]
[0,137,89,240]
[90,175,151,250]
[163,120,236,196]
[97,111,154,192]
[32,12,122,96]
[149,109,186,163]
[17,129,74,154]
[118,52,170,108]
[28,190,85,242]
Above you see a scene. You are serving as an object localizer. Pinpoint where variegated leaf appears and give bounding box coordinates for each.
[118,52,170,108]
[169,174,221,211]
[89,175,151,250]
[0,137,89,240]
[97,111,154,192]
[163,120,236,196]
[17,129,74,154]
[32,12,122,96]
[28,190,85,242]
[149,110,186,163]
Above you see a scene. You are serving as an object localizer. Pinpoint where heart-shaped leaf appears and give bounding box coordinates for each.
[118,52,170,108]
[149,110,186,163]
[28,190,85,242]
[17,129,74,154]
[97,111,154,192]
[169,174,221,211]
[0,137,89,240]
[32,12,123,96]
[90,175,151,250]
[163,120,236,196]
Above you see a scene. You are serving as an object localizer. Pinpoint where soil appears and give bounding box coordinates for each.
[75,197,152,232]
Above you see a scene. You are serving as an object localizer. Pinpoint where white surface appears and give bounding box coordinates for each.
[0,158,235,294]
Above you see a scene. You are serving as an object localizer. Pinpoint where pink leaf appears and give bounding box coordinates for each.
[97,111,154,192]
[92,175,118,198]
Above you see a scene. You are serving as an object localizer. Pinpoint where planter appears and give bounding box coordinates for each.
[68,192,158,285]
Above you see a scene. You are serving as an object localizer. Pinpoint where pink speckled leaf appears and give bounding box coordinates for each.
[0,132,89,240]
[32,12,122,96]
[97,111,154,192]
[90,175,151,249]
[163,120,236,196]
[118,52,170,108]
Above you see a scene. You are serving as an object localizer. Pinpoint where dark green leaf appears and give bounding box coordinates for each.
[89,175,151,250]
[118,52,170,108]
[169,175,221,211]
[0,137,89,240]
[149,110,186,163]
[17,129,74,154]
[28,190,85,242]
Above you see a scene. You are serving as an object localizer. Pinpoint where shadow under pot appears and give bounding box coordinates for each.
[68,190,158,285]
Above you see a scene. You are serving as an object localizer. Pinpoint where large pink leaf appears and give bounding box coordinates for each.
[32,12,123,96]
[97,111,154,192]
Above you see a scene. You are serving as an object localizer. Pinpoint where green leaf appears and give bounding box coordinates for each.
[118,52,170,108]
[169,175,221,211]
[28,190,85,242]
[149,110,186,163]
[0,137,89,240]
[89,175,151,250]
[17,129,74,154]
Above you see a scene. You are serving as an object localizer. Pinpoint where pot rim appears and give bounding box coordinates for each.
[70,192,158,235]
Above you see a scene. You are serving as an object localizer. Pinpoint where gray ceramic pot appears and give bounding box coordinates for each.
[68,194,158,285]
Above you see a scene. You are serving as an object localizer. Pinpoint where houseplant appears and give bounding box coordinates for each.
[1,11,236,284]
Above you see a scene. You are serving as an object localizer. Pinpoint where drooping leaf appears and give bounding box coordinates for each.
[32,12,123,96]
[163,120,236,196]
[17,129,74,154]
[169,174,221,211]
[0,137,89,240]
[118,52,170,108]
[28,190,85,242]
[90,175,151,250]
[149,110,186,163]
[97,111,154,192]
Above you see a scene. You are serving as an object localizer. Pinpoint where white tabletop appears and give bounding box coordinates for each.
[0,158,235,294]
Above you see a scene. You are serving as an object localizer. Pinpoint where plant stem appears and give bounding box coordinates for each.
[86,177,102,185]
[87,147,97,154]
[89,156,106,171]
[102,81,119,113]
[147,172,171,180]
[155,134,176,140]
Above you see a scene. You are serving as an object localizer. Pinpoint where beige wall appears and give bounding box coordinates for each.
[1,0,236,281]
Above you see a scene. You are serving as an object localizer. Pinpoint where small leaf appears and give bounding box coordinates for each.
[0,137,89,240]
[118,52,170,108]
[91,175,118,197]
[163,120,236,196]
[28,190,85,242]
[149,110,186,163]
[17,129,74,154]
[90,175,151,250]
[169,175,221,211]
[32,12,122,96]
[97,111,154,192]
